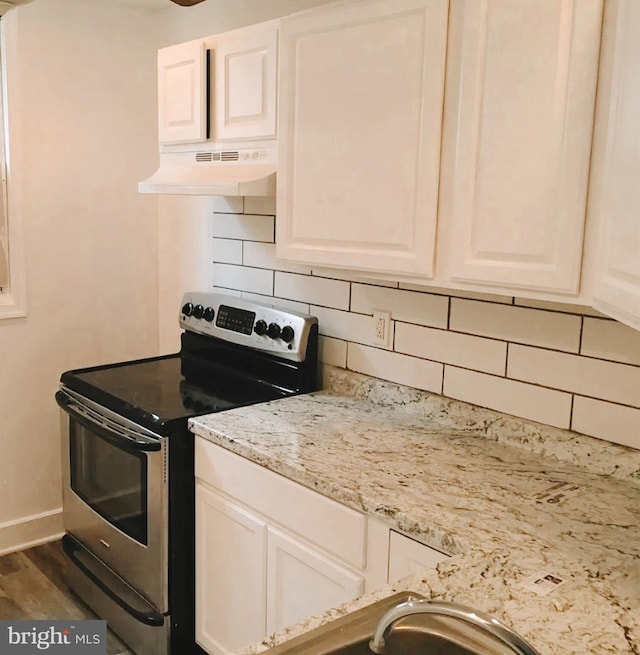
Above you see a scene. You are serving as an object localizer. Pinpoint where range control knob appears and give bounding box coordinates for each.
[254,319,267,336]
[182,302,194,317]
[281,326,295,343]
[204,307,215,322]
[193,304,205,319]
[266,322,281,339]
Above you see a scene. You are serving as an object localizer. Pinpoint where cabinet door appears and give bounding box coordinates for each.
[215,23,278,141]
[195,484,267,655]
[266,527,364,635]
[590,0,640,331]
[276,0,448,277]
[439,0,602,294]
[158,40,208,145]
[387,531,449,583]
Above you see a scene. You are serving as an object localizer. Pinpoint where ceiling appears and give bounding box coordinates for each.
[111,0,175,8]
[0,0,205,12]
[113,0,208,8]
[120,0,207,10]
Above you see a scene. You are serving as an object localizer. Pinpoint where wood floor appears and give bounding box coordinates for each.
[0,540,133,655]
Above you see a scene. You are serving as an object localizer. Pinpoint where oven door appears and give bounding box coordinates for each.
[57,388,168,613]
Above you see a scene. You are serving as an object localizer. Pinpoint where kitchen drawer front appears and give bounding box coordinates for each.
[195,438,367,570]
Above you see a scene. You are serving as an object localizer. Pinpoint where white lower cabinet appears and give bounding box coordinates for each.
[195,439,375,655]
[387,530,450,583]
[195,481,365,655]
[194,438,449,655]
[266,526,364,635]
[195,486,267,655]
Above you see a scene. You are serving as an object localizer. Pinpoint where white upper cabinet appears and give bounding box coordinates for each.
[157,21,278,148]
[158,40,208,145]
[276,0,449,277]
[589,0,640,331]
[438,0,603,294]
[214,23,278,141]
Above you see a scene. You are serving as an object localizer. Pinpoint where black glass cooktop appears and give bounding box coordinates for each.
[60,353,288,435]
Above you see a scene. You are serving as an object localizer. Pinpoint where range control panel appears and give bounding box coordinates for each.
[179,292,317,362]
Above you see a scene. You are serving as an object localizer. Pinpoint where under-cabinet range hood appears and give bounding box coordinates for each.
[138,147,276,197]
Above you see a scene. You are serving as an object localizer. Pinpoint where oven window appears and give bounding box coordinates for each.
[69,419,148,545]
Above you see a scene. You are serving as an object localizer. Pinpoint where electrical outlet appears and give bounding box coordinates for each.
[373,310,391,348]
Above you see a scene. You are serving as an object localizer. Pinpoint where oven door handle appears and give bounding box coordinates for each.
[62,535,165,627]
[56,390,162,452]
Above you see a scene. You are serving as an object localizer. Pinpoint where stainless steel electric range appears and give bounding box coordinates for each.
[55,292,318,655]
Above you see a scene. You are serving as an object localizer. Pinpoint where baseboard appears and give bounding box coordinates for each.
[0,508,64,556]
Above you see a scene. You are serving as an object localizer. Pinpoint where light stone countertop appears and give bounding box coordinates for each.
[189,367,640,655]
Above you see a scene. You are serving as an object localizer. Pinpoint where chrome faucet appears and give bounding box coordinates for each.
[369,599,541,655]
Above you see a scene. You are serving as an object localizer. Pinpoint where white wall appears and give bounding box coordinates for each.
[0,0,162,554]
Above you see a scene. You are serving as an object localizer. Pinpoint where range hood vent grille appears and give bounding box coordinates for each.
[194,150,240,163]
[139,146,276,196]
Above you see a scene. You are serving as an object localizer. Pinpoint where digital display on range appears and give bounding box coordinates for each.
[215,305,256,335]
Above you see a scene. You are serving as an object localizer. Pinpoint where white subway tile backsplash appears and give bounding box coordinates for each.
[212,238,242,265]
[243,242,277,269]
[444,366,572,429]
[351,284,448,329]
[508,345,640,409]
[572,396,640,450]
[240,292,310,315]
[450,299,581,352]
[243,242,312,274]
[211,196,244,213]
[212,263,273,296]
[581,318,640,366]
[311,268,398,288]
[244,196,276,216]
[395,323,507,375]
[212,213,274,242]
[310,306,371,343]
[199,204,640,451]
[319,336,347,368]
[276,273,350,310]
[212,286,241,297]
[348,343,443,393]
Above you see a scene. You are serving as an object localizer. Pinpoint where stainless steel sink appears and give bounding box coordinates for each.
[264,592,537,655]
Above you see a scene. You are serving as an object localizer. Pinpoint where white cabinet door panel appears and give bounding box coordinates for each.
[158,40,207,145]
[196,484,267,655]
[276,0,448,277]
[266,527,364,635]
[590,0,640,330]
[388,531,449,583]
[440,0,602,293]
[215,23,278,141]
